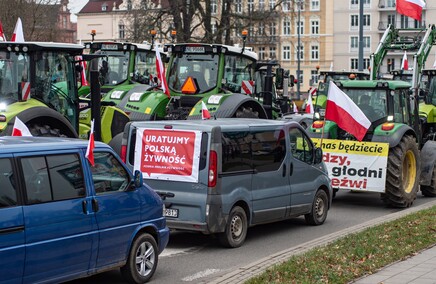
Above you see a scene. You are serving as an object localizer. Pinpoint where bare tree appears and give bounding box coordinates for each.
[0,0,62,41]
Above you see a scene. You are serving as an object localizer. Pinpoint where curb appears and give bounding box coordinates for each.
[209,199,436,284]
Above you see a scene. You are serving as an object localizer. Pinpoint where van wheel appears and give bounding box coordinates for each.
[121,233,158,283]
[305,189,328,226]
[218,206,247,248]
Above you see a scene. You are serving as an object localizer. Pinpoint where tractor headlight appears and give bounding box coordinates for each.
[0,102,7,112]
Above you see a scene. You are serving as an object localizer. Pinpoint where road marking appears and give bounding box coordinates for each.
[160,246,200,258]
[182,269,221,282]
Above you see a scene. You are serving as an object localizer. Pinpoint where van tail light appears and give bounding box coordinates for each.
[208,150,217,187]
[120,145,127,163]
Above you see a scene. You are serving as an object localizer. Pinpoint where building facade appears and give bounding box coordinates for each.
[75,0,436,96]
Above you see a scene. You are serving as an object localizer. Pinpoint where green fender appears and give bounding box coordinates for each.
[372,123,416,148]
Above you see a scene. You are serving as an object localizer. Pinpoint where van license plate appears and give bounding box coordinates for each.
[165,208,179,218]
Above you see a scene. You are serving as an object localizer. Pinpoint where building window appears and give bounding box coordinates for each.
[270,47,276,59]
[388,14,395,26]
[351,15,359,29]
[269,0,276,10]
[387,58,396,72]
[311,20,319,34]
[258,22,265,35]
[211,22,217,34]
[211,0,217,14]
[387,0,395,8]
[259,0,265,10]
[364,58,370,69]
[311,70,318,85]
[62,16,67,28]
[310,44,319,60]
[295,19,304,35]
[363,36,370,49]
[310,0,320,10]
[400,15,409,28]
[351,58,358,70]
[295,44,304,60]
[351,36,358,50]
[298,70,304,84]
[259,47,266,60]
[235,0,242,13]
[363,14,371,28]
[270,22,276,36]
[283,19,291,35]
[282,0,291,11]
[283,45,291,60]
[248,0,254,11]
[119,23,125,39]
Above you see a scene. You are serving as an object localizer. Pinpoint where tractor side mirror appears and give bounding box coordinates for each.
[276,68,284,89]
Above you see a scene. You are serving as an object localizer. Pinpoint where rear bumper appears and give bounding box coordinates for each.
[158,226,170,254]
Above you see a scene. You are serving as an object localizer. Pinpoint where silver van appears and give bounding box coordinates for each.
[119,118,332,247]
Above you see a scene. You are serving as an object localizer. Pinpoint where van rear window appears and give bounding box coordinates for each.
[222,129,285,173]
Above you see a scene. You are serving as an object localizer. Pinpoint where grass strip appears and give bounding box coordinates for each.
[246,205,436,284]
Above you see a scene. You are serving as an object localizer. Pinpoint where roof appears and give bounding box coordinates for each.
[337,80,412,89]
[0,137,107,152]
[79,0,124,13]
[165,43,258,61]
[131,118,300,132]
[0,42,83,53]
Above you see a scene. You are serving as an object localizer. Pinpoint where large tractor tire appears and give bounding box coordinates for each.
[29,124,65,137]
[421,167,436,197]
[382,135,420,208]
[234,106,259,118]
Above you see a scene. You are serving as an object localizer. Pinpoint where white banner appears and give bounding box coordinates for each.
[134,128,202,183]
[312,139,389,192]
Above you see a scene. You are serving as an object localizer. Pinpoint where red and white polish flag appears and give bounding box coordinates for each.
[396,0,426,21]
[155,44,170,98]
[401,51,409,70]
[12,117,32,137]
[0,20,6,41]
[305,93,314,114]
[11,18,25,43]
[86,119,95,166]
[201,101,211,120]
[325,81,371,141]
[293,101,298,113]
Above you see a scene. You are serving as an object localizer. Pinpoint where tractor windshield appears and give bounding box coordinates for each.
[96,51,129,86]
[168,53,219,93]
[341,88,388,123]
[0,51,29,104]
[132,50,156,84]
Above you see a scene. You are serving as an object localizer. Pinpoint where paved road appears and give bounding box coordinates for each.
[69,191,436,284]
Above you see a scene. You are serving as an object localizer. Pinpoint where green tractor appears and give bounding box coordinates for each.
[308,79,436,207]
[0,41,128,143]
[313,70,370,110]
[81,41,158,98]
[111,43,290,121]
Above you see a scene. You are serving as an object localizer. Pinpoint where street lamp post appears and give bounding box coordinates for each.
[297,0,303,101]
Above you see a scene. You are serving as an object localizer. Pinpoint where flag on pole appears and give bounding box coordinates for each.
[155,44,170,98]
[86,119,95,166]
[201,101,211,120]
[0,20,6,41]
[12,117,32,137]
[11,18,25,43]
[325,81,371,141]
[401,51,409,70]
[396,0,426,21]
[305,93,314,114]
[293,101,298,113]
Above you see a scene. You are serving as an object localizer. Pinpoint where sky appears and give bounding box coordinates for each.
[68,0,88,22]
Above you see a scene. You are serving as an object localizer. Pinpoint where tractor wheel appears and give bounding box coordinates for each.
[421,166,436,197]
[234,106,259,118]
[382,135,420,208]
[29,124,66,137]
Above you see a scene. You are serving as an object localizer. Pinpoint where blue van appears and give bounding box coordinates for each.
[0,137,169,283]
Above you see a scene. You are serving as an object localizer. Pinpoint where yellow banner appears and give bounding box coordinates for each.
[311,138,389,156]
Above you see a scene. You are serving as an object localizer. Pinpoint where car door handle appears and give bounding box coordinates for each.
[92,198,99,212]
[82,200,87,214]
[289,163,293,176]
[282,164,286,177]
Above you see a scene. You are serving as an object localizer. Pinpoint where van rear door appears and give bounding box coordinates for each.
[0,156,25,283]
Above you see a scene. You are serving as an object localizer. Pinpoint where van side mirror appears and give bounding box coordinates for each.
[133,170,143,188]
[314,147,323,164]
